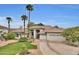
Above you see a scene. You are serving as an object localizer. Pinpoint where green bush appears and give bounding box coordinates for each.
[19,37,28,42]
[62,27,79,46]
[31,45,37,49]
[2,32,16,40]
[26,43,37,49]
[1,33,6,39]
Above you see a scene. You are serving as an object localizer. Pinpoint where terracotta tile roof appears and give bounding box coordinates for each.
[30,25,63,34]
[38,28,63,35]
[45,28,63,33]
[29,25,45,29]
[29,25,57,29]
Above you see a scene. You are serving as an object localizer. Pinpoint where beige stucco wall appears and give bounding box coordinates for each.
[40,34,46,40]
[40,32,65,42]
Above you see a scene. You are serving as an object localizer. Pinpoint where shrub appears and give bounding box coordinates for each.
[1,33,6,39]
[2,32,16,40]
[19,37,28,42]
[31,45,37,49]
[27,43,37,49]
[62,27,79,46]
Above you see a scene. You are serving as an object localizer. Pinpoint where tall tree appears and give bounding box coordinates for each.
[6,17,12,33]
[26,4,33,38]
[21,15,27,37]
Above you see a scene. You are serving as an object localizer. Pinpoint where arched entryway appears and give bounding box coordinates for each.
[31,29,40,39]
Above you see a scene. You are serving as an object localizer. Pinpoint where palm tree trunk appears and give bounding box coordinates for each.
[8,21,10,33]
[24,20,25,37]
[28,11,30,38]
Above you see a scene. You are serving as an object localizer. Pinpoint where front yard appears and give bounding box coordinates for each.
[0,42,37,55]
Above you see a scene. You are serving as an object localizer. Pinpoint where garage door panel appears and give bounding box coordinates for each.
[40,33,65,42]
[47,35,65,41]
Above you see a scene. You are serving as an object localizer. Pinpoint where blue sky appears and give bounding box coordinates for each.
[0,4,79,28]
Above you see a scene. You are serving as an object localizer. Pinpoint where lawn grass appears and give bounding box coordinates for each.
[0,42,37,55]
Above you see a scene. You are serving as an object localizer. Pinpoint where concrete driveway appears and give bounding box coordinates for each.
[38,40,79,55]
[48,42,79,55]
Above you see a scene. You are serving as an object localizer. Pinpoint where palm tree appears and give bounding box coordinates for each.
[21,15,27,37]
[26,4,33,38]
[6,17,12,33]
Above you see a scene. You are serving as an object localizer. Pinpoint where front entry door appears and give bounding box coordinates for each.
[36,30,40,39]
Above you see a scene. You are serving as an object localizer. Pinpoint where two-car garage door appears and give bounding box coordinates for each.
[40,32,65,42]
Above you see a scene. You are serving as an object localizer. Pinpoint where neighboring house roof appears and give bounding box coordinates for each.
[0,25,8,29]
[11,28,28,33]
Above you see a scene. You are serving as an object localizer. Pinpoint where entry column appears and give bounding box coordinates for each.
[33,29,37,39]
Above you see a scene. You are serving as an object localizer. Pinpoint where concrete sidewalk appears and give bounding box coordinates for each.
[0,40,18,47]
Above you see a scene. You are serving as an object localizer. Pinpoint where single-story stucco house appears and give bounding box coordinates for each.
[29,24,65,42]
